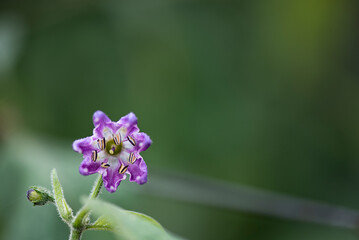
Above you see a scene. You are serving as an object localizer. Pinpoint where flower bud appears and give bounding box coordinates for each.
[26,186,54,206]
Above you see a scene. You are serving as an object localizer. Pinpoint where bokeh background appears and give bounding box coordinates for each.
[1,0,359,239]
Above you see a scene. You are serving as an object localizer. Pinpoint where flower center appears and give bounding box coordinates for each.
[105,139,122,156]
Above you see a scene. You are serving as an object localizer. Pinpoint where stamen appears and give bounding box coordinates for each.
[113,134,121,145]
[129,152,137,164]
[91,150,98,162]
[101,162,110,168]
[119,164,128,174]
[97,138,106,150]
[127,135,136,146]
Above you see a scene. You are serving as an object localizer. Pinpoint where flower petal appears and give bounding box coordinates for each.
[102,166,126,193]
[79,156,102,176]
[122,132,152,153]
[73,137,95,155]
[92,111,116,138]
[117,112,139,136]
[127,157,147,184]
[133,132,152,152]
[93,110,111,127]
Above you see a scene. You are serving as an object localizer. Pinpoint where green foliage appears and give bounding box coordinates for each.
[86,198,182,240]
[51,169,74,223]
[87,216,113,232]
[27,165,181,239]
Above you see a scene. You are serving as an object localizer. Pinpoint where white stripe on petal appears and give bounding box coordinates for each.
[119,151,130,164]
[122,141,134,151]
[98,151,107,161]
[108,156,121,167]
[115,127,127,141]
[102,127,113,140]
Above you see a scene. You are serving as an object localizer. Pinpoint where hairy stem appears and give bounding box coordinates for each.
[89,174,104,200]
[69,228,82,240]
[71,174,103,234]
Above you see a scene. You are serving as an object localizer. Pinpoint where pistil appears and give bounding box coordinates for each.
[102,137,123,156]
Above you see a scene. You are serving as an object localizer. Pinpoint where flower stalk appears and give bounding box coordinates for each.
[72,174,103,230]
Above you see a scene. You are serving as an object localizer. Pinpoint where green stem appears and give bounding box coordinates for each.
[89,174,104,200]
[72,174,103,230]
[69,228,82,240]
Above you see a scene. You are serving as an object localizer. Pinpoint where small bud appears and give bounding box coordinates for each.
[26,186,54,206]
[27,189,41,201]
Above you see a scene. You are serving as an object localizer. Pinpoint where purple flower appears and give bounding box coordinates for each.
[73,111,152,193]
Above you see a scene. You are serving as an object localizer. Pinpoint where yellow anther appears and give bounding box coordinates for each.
[127,135,136,146]
[101,162,110,168]
[118,164,128,174]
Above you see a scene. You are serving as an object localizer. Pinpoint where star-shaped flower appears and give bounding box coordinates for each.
[73,111,151,193]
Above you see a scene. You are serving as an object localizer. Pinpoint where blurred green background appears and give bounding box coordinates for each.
[1,0,359,239]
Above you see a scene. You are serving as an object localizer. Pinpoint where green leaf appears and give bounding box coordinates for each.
[85,198,183,240]
[86,216,113,231]
[51,169,73,223]
[125,211,163,229]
